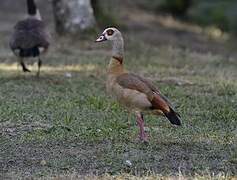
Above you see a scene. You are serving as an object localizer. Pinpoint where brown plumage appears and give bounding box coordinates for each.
[96,27,181,142]
[9,0,50,76]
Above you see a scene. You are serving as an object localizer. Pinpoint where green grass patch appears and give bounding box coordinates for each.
[0,35,236,178]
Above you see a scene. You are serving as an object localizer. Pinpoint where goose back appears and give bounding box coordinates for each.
[10,18,50,57]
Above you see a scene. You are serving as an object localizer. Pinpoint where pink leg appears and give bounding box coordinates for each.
[136,113,148,142]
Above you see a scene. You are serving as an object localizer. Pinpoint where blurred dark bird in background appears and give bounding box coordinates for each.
[9,0,50,76]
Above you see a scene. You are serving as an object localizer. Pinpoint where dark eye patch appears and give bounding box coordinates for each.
[107,29,114,36]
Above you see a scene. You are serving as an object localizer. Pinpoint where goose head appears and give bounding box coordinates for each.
[96,27,122,42]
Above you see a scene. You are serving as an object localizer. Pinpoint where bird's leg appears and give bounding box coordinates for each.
[136,112,148,142]
[36,57,42,77]
[19,58,31,72]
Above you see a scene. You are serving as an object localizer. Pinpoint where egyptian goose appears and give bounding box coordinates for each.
[10,0,50,76]
[96,27,181,142]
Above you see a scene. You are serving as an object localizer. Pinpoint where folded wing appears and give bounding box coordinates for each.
[116,73,181,125]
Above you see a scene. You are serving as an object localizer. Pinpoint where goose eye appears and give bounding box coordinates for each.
[107,29,114,36]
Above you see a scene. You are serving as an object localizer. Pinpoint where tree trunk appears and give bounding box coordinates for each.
[52,0,96,35]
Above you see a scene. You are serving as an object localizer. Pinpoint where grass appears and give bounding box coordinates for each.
[0,30,237,179]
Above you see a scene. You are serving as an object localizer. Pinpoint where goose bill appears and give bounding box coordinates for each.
[95,35,107,42]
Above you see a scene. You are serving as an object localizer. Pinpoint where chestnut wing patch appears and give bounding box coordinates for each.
[150,94,170,113]
[134,74,174,108]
